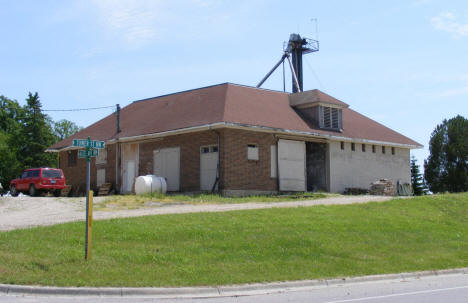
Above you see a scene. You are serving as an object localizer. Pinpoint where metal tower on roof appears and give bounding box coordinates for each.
[257,33,319,93]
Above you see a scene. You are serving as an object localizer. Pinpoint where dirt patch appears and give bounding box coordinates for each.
[0,195,395,231]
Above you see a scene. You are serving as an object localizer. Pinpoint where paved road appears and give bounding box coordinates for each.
[1,273,466,303]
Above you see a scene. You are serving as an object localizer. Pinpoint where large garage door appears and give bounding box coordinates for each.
[153,147,180,191]
[278,139,306,191]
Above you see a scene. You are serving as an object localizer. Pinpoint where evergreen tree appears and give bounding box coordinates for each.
[17,92,57,169]
[410,156,425,195]
[424,115,468,192]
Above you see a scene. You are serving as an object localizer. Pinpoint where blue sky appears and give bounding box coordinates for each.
[1,0,467,167]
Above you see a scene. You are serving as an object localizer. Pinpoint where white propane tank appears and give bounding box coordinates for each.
[134,175,167,195]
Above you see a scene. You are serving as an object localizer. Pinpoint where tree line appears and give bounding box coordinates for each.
[411,115,468,195]
[0,93,81,189]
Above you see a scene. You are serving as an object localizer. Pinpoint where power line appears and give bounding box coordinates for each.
[1,105,116,112]
[42,105,115,112]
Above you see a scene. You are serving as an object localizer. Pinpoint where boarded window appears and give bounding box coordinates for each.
[68,150,77,167]
[247,144,259,160]
[96,148,107,164]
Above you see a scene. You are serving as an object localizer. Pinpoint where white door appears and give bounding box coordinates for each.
[153,147,180,191]
[278,139,306,191]
[200,146,218,191]
[124,160,135,193]
[97,168,106,187]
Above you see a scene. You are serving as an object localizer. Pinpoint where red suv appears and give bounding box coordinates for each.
[10,168,66,197]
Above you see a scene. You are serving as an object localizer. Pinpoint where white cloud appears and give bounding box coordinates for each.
[90,0,164,48]
[431,12,468,38]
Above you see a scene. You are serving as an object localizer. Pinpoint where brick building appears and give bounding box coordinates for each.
[47,83,422,196]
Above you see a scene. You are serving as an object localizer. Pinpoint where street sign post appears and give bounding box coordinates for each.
[78,149,98,158]
[73,139,105,149]
[72,136,105,261]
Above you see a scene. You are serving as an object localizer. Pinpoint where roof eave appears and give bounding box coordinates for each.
[47,122,423,152]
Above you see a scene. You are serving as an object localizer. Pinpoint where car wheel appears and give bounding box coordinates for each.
[10,185,19,197]
[53,190,61,197]
[29,185,37,197]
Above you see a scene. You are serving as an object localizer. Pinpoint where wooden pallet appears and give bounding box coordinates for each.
[98,183,112,196]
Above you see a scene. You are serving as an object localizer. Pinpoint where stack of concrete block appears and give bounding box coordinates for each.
[369,179,395,196]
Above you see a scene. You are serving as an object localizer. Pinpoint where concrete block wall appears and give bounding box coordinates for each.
[328,140,410,193]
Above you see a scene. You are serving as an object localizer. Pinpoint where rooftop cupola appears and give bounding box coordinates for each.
[289,89,348,132]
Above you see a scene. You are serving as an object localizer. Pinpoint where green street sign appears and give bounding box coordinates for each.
[78,149,99,158]
[73,139,105,149]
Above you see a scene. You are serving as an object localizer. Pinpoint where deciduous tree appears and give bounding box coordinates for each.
[54,119,82,141]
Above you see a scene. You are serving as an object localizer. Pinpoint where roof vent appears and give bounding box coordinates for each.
[290,89,347,132]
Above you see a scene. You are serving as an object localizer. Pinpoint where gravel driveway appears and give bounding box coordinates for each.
[0,195,394,231]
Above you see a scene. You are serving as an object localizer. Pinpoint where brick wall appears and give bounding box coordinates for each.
[139,131,218,192]
[220,129,277,191]
[59,143,117,195]
[59,128,279,195]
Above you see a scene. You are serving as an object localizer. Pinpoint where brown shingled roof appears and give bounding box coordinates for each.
[48,83,422,150]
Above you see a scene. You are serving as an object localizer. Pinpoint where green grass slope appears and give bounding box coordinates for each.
[0,193,466,287]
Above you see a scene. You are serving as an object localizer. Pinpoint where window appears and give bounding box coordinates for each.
[32,170,40,178]
[96,148,107,164]
[391,147,395,155]
[42,170,62,178]
[201,145,218,154]
[340,141,344,150]
[21,171,28,179]
[270,145,277,178]
[68,150,77,167]
[372,145,376,153]
[382,146,386,154]
[319,106,342,130]
[247,144,259,160]
[351,143,355,151]
[362,144,366,152]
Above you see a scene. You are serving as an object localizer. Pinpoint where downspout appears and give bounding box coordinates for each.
[211,129,221,193]
[116,141,120,194]
[115,104,122,194]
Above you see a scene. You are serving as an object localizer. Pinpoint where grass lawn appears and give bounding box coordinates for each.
[0,193,467,287]
[96,192,331,210]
